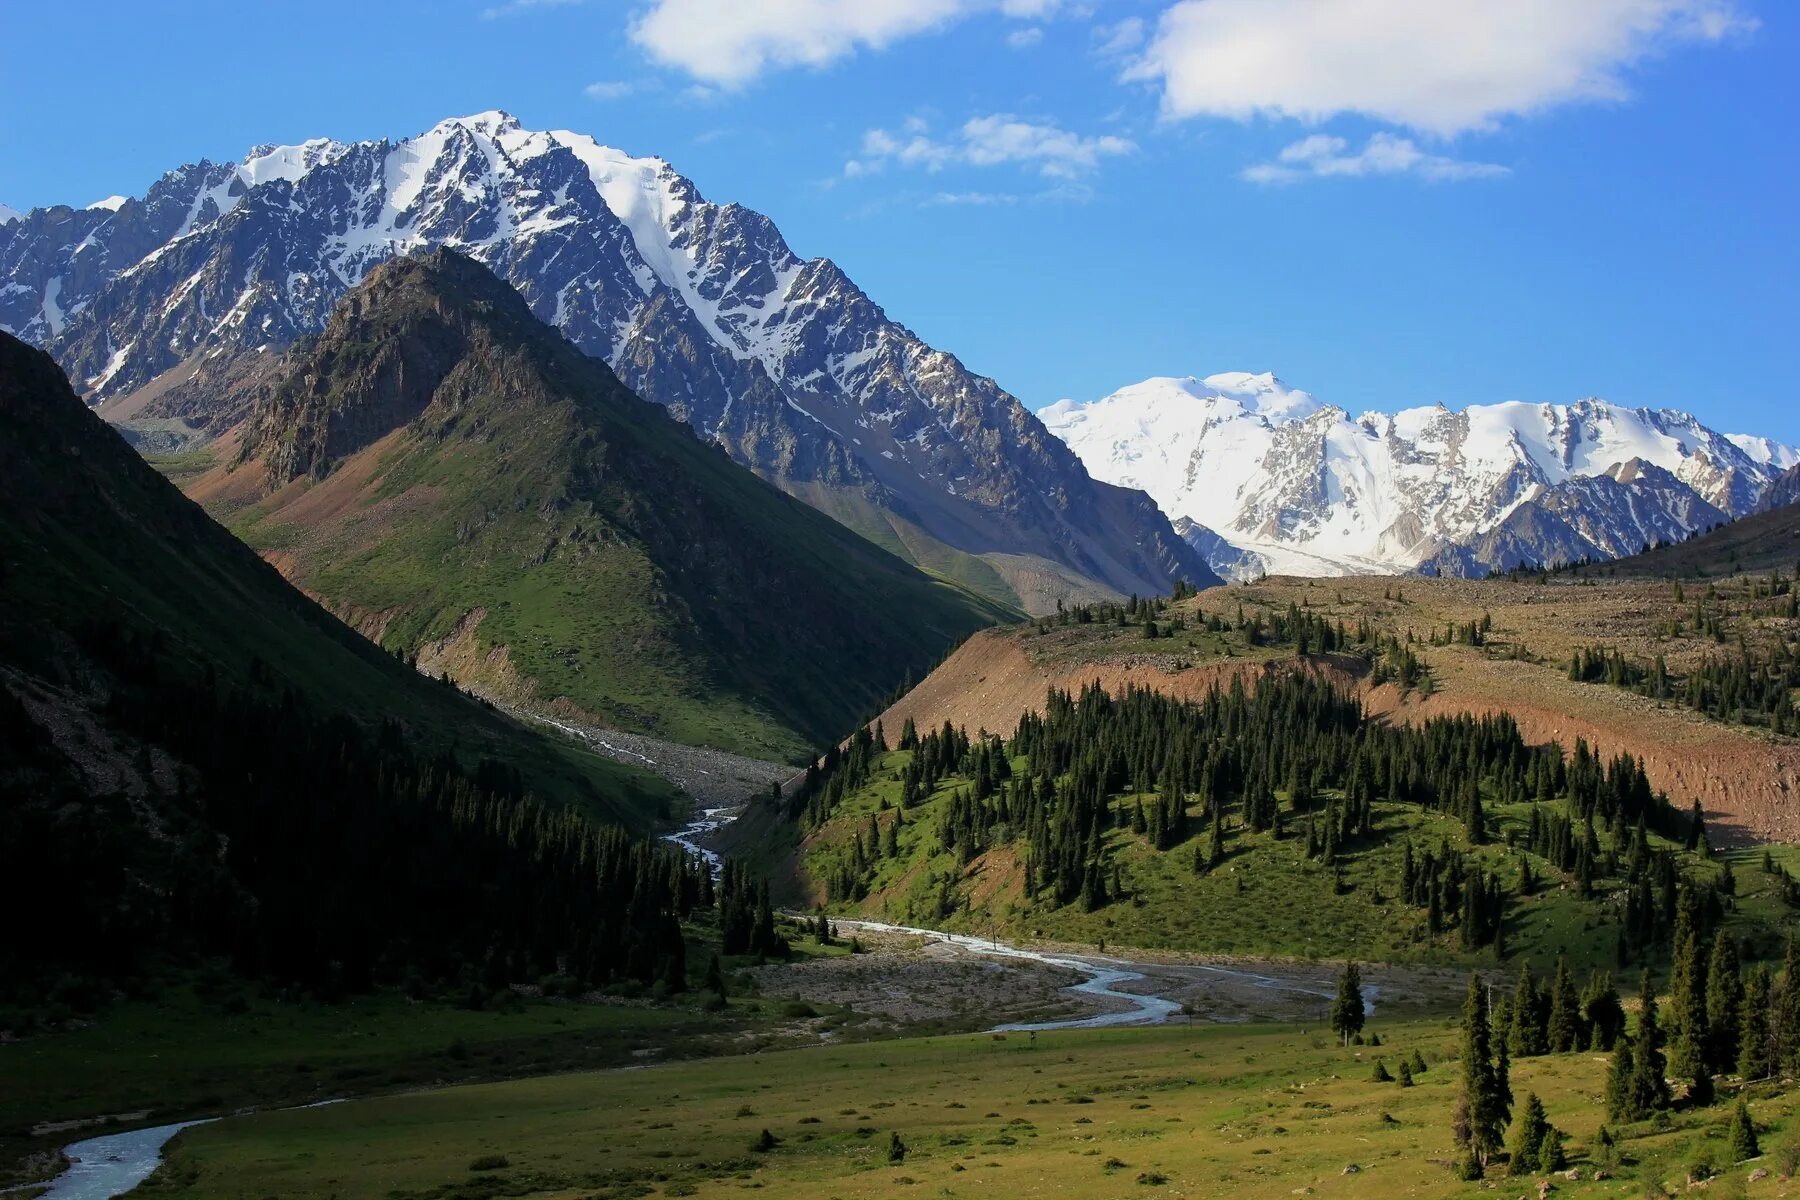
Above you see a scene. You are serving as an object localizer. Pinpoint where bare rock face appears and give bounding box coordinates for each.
[0,112,1213,611]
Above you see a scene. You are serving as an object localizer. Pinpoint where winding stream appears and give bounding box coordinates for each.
[831,919,1186,1031]
[38,1121,214,1200]
[661,806,1187,1032]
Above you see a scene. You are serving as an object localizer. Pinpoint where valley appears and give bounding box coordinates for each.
[2,50,1797,1200]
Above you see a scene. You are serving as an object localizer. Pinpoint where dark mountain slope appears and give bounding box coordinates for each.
[0,329,700,1001]
[188,250,1012,762]
[1575,488,1800,579]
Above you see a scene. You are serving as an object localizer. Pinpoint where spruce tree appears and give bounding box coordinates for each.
[1508,961,1546,1056]
[1332,961,1366,1047]
[1605,1036,1636,1122]
[1546,957,1581,1053]
[1625,971,1672,1119]
[1777,935,1800,1071]
[1705,931,1743,1074]
[1452,973,1505,1169]
[1727,1096,1760,1162]
[1507,1092,1548,1174]
[1739,964,1775,1081]
[1537,1126,1567,1172]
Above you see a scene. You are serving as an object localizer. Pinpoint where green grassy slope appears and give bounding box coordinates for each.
[196,250,1013,762]
[0,330,671,825]
[790,747,1793,968]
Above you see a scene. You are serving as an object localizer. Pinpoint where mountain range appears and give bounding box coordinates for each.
[0,111,1212,613]
[182,248,1008,762]
[1042,371,1796,579]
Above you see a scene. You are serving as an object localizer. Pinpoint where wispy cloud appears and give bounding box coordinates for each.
[1126,0,1755,137]
[847,114,1134,181]
[1092,16,1144,59]
[583,80,636,101]
[481,0,583,19]
[1242,133,1510,184]
[1006,26,1044,49]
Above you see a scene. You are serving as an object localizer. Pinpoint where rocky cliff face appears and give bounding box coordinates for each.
[1043,372,1795,579]
[1756,464,1800,514]
[0,112,1214,611]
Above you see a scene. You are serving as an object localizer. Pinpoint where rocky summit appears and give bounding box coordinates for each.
[0,112,1213,613]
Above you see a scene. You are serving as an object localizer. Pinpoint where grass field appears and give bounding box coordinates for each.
[132,1015,1800,1199]
[0,934,872,1191]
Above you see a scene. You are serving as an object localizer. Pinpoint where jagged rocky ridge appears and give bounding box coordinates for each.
[0,112,1213,612]
[1042,372,1796,579]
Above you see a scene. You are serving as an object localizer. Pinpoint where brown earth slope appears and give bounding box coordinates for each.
[876,573,1800,846]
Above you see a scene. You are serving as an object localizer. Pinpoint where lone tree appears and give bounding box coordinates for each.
[1451,973,1508,1174]
[1332,961,1366,1047]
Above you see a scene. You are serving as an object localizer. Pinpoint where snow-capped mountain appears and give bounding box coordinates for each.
[1042,372,1797,579]
[0,111,1211,613]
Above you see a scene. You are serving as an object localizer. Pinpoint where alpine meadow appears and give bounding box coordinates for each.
[3,4,1799,1199]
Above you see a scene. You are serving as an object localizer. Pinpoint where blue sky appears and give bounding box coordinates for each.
[4,1,1795,438]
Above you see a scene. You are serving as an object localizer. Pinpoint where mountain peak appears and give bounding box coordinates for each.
[7,112,1213,612]
[439,109,524,138]
[1045,369,1796,579]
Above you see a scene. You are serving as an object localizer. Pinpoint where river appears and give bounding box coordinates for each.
[661,806,1189,1033]
[37,1121,214,1200]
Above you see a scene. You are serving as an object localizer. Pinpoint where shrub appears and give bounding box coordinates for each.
[468,1154,510,1171]
[888,1131,908,1163]
[751,1129,780,1153]
[1371,1060,1392,1082]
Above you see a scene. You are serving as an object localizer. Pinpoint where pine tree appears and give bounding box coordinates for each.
[1452,973,1505,1169]
[1332,961,1366,1047]
[1397,1059,1414,1086]
[1778,935,1800,1071]
[1704,931,1742,1075]
[1507,1093,1548,1175]
[1545,957,1581,1053]
[1508,961,1546,1056]
[1739,964,1775,1081]
[1537,1126,1567,1172]
[1605,1037,1636,1122]
[1727,1096,1760,1162]
[1625,971,1673,1119]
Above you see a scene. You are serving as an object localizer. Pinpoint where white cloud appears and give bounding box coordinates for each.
[629,0,1059,85]
[1242,132,1510,184]
[927,191,1024,206]
[851,114,1134,180]
[1126,0,1755,136]
[1093,16,1145,59]
[481,0,583,19]
[1007,26,1045,48]
[583,80,635,101]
